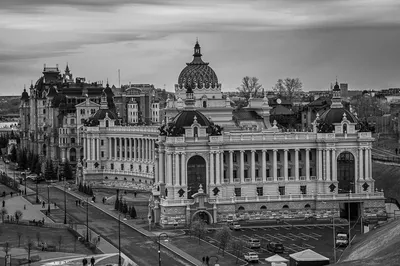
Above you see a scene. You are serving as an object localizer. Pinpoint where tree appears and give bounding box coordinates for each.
[236,76,262,100]
[45,160,55,181]
[3,242,10,259]
[122,202,128,217]
[63,160,73,180]
[114,198,119,211]
[215,226,232,256]
[10,146,17,162]
[273,78,303,101]
[190,220,207,245]
[130,205,137,219]
[17,231,23,247]
[25,237,34,263]
[0,207,7,223]
[14,210,23,223]
[57,235,63,251]
[231,239,246,264]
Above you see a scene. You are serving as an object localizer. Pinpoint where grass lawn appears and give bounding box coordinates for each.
[171,235,246,266]
[0,184,17,197]
[0,223,94,255]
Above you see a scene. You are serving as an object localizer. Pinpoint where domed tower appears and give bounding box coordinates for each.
[175,41,222,100]
[19,87,30,149]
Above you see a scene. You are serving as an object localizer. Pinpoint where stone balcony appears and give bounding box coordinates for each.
[159,192,385,206]
[84,168,153,179]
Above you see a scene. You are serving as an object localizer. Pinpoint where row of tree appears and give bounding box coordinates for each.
[78,183,94,196]
[237,76,303,101]
[114,197,137,219]
[188,220,246,264]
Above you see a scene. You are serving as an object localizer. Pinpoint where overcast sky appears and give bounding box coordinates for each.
[1,0,400,95]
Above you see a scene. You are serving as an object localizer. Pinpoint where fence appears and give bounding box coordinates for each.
[372,155,400,164]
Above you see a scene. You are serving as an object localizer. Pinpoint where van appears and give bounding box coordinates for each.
[227,215,234,223]
[267,242,284,253]
[247,238,261,248]
[228,221,241,230]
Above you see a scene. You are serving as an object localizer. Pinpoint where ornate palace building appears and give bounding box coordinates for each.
[79,42,385,228]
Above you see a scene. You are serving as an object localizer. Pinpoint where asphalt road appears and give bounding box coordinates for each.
[29,183,189,266]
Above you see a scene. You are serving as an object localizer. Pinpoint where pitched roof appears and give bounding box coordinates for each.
[289,249,329,261]
[265,254,288,262]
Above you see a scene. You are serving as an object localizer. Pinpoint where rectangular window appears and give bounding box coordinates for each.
[300,185,307,195]
[101,151,104,158]
[257,187,263,196]
[255,169,259,177]
[110,163,114,170]
[101,140,104,146]
[299,168,302,176]
[310,168,313,176]
[288,152,291,161]
[279,186,285,195]
[70,119,75,125]
[244,170,248,179]
[43,109,46,114]
[255,153,259,162]
[266,169,270,177]
[234,187,241,197]
[288,168,291,177]
[71,138,75,144]
[244,153,248,162]
[233,170,237,179]
[310,151,313,161]
[277,168,281,177]
[121,164,124,170]
[233,154,237,163]
[299,152,302,161]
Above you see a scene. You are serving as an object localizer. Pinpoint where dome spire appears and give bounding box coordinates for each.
[193,39,202,58]
[331,78,343,108]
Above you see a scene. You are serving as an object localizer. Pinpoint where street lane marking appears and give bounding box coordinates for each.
[288,233,307,240]
[303,243,315,249]
[310,232,322,237]
[277,233,295,241]
[299,233,318,240]
[303,226,312,229]
[266,233,284,242]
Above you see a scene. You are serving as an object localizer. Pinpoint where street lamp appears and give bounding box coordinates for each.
[47,184,51,214]
[63,178,67,224]
[158,233,169,266]
[118,214,122,266]
[322,201,336,263]
[86,197,89,241]
[24,168,29,195]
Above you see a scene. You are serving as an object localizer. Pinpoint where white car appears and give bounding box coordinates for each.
[244,252,259,262]
[27,174,38,180]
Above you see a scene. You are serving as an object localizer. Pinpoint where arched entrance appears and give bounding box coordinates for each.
[187,155,207,199]
[192,210,213,224]
[337,151,355,193]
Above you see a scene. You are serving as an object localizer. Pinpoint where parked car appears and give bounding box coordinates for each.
[228,221,241,230]
[244,252,259,262]
[247,238,261,249]
[227,215,234,223]
[27,174,38,180]
[267,242,284,253]
[336,232,349,247]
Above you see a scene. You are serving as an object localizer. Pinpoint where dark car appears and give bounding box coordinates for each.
[267,242,284,253]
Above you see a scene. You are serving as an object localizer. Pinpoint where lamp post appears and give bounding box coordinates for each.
[63,178,67,224]
[322,201,336,263]
[24,168,29,195]
[47,184,50,214]
[118,214,122,266]
[86,197,89,241]
[158,233,169,266]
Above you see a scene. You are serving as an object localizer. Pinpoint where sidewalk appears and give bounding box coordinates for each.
[57,186,203,266]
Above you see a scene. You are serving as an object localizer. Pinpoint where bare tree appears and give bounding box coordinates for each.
[17,231,23,247]
[14,210,23,223]
[273,78,303,101]
[231,239,246,264]
[57,235,63,252]
[3,242,10,257]
[237,76,263,100]
[0,207,7,223]
[25,237,34,264]
[74,236,78,252]
[215,226,231,256]
[36,232,41,246]
[190,220,207,245]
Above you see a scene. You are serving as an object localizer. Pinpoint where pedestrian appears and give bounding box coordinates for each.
[76,200,78,206]
[24,204,26,210]
[2,200,4,207]
[396,148,398,155]
[202,257,205,265]
[90,257,95,266]
[42,201,45,208]
[82,258,88,266]
[54,202,56,208]
[134,191,137,198]
[97,235,100,243]
[206,256,209,266]
[10,192,13,197]
[41,242,44,251]
[42,217,45,224]
[45,211,48,216]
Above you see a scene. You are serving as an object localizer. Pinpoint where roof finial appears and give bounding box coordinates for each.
[196,37,198,44]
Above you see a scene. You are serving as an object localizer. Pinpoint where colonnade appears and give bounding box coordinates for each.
[84,136,157,162]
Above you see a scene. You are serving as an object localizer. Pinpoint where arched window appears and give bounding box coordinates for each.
[114,177,118,180]
[260,205,267,210]
[203,101,207,108]
[105,176,108,180]
[343,123,347,133]
[238,206,245,211]
[124,177,127,181]
[194,127,198,137]
[106,120,109,127]
[282,205,289,209]
[305,204,311,209]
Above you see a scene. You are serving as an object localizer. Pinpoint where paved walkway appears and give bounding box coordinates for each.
[57,185,203,266]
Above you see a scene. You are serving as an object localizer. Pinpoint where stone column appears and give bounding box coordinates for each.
[129,138,132,160]
[210,152,215,185]
[84,136,87,160]
[323,149,327,180]
[91,136,95,161]
[119,138,123,160]
[133,138,137,160]
[273,149,278,181]
[305,148,310,180]
[364,148,369,180]
[240,150,245,183]
[159,151,165,183]
[262,150,266,182]
[175,152,180,186]
[114,138,117,161]
[166,152,172,186]
[359,147,364,180]
[318,148,323,180]
[229,150,234,183]
[295,149,299,180]
[251,150,256,182]
[181,152,186,186]
[219,151,225,184]
[332,149,337,181]
[284,149,288,180]
[216,152,221,185]
[154,153,159,183]
[327,149,332,181]
[108,137,112,160]
[97,137,100,160]
[368,148,372,180]
[124,138,128,161]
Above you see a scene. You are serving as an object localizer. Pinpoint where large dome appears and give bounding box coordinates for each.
[172,110,212,129]
[177,41,218,90]
[319,108,357,124]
